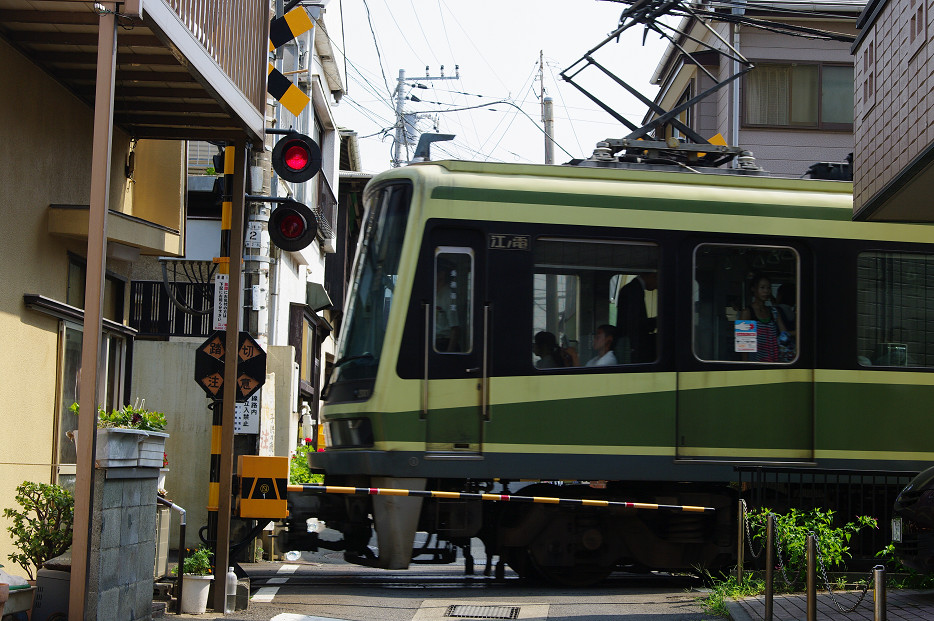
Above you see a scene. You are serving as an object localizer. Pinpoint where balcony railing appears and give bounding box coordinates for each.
[315,174,337,240]
[167,0,268,113]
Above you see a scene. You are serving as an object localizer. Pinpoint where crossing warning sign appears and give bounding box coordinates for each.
[194,331,266,402]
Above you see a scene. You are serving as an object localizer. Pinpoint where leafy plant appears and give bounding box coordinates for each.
[3,481,74,580]
[175,546,213,576]
[746,507,877,585]
[69,400,167,431]
[289,443,323,485]
[876,543,934,589]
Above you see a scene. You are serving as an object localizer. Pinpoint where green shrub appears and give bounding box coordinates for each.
[175,546,213,576]
[69,401,167,431]
[3,481,74,580]
[289,443,323,485]
[746,507,877,584]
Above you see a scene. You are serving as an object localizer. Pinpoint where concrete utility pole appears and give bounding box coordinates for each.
[392,66,460,167]
[538,51,555,164]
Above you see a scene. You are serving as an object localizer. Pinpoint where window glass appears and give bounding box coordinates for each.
[693,244,798,363]
[822,65,855,125]
[745,63,853,129]
[790,64,818,126]
[533,238,659,368]
[57,323,125,489]
[434,248,473,353]
[857,252,934,367]
[331,182,410,383]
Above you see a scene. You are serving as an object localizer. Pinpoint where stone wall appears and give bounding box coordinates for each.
[86,468,159,621]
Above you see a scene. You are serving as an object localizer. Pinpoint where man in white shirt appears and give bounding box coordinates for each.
[585,324,618,366]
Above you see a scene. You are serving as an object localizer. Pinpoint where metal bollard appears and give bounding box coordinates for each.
[764,514,774,621]
[874,565,886,621]
[806,534,817,621]
[737,500,745,583]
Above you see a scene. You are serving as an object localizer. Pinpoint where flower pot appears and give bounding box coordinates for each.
[180,574,213,614]
[158,468,169,490]
[95,428,168,468]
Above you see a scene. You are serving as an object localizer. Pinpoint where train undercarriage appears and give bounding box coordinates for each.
[278,476,735,586]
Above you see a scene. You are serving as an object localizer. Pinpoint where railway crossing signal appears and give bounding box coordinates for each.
[269,199,317,252]
[271,132,321,183]
[194,331,266,402]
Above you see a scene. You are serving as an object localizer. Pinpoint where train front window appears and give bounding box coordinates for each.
[434,248,473,354]
[532,238,659,368]
[857,251,934,368]
[330,182,411,386]
[692,244,798,363]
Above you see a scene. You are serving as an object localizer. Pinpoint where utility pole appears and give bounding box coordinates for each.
[393,66,460,167]
[538,51,555,164]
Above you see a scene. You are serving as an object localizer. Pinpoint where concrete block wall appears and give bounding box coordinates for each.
[86,469,159,621]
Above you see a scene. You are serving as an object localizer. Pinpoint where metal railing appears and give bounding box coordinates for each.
[315,173,337,240]
[165,0,267,113]
[130,281,214,338]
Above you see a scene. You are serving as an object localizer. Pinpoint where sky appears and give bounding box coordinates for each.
[330,0,673,173]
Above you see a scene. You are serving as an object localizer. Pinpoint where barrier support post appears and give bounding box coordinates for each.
[874,565,886,621]
[737,500,744,583]
[806,534,817,621]
[765,513,774,621]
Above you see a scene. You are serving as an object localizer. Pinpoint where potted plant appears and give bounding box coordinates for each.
[70,400,169,468]
[174,546,214,614]
[2,481,74,581]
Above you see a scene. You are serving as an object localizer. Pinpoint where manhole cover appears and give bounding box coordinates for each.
[444,604,521,619]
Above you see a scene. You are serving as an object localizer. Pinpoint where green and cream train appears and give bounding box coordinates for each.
[298,159,934,583]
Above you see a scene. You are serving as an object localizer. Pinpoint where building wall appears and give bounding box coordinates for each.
[854,0,932,212]
[0,38,184,575]
[736,23,858,177]
[131,339,213,545]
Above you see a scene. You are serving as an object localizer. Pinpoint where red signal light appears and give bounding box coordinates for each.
[278,212,305,239]
[269,200,317,252]
[272,133,321,183]
[283,143,310,172]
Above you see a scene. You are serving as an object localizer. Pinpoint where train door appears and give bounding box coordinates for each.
[677,242,814,462]
[423,227,487,453]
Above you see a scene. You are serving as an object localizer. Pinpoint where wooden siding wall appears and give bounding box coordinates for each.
[854,0,933,212]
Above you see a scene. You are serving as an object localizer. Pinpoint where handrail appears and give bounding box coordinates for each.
[157,496,187,615]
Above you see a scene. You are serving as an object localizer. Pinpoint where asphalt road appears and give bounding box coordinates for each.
[171,542,720,621]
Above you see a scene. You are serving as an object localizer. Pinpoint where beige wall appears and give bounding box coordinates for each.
[131,339,213,545]
[127,139,186,231]
[0,38,184,575]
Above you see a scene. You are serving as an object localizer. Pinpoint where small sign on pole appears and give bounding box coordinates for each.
[235,392,261,434]
[213,274,229,330]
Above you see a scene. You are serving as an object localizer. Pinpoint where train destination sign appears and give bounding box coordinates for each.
[194,331,266,402]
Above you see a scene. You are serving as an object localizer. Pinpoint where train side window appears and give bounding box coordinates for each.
[532,238,659,368]
[857,251,934,368]
[434,247,473,354]
[693,244,798,363]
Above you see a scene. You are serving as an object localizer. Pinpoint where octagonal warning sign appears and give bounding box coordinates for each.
[194,331,266,402]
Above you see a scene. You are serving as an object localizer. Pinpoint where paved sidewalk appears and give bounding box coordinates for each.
[727,589,934,620]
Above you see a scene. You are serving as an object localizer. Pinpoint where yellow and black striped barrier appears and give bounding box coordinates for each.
[287,484,715,514]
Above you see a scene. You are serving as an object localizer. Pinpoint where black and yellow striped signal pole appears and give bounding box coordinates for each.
[211,139,247,614]
[205,144,235,545]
